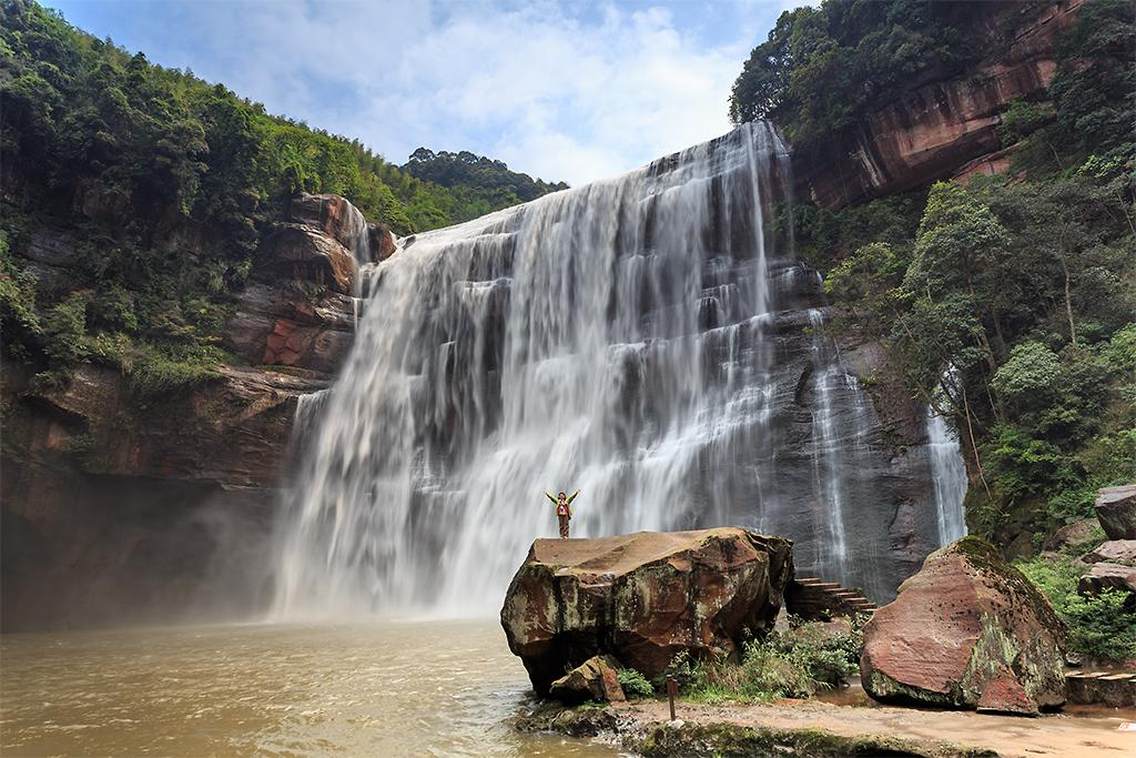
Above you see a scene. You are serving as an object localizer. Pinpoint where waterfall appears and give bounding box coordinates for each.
[927,403,968,546]
[272,123,911,617]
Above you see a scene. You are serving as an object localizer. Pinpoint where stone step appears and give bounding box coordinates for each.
[788,575,880,619]
[1066,669,1136,707]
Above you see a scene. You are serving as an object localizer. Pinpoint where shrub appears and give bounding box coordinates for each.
[0,231,41,355]
[127,341,226,396]
[42,291,92,364]
[1016,553,1136,663]
[677,619,862,704]
[617,667,655,699]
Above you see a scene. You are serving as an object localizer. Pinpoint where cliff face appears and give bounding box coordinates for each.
[2,2,1086,629]
[793,0,1084,209]
[0,194,382,629]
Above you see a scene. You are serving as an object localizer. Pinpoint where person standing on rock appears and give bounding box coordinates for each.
[545,490,580,539]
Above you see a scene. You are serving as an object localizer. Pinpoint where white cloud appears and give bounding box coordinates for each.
[59,0,783,185]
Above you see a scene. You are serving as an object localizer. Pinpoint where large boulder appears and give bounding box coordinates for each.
[1095,485,1136,540]
[548,655,626,704]
[1081,540,1136,567]
[1078,563,1136,596]
[500,528,793,696]
[860,537,1066,715]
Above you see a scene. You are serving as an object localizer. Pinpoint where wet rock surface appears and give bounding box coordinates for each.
[501,528,793,696]
[860,537,1067,715]
[0,360,326,630]
[290,191,396,263]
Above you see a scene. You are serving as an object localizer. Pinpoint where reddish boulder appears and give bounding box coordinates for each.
[290,192,397,263]
[860,537,1066,715]
[368,222,398,262]
[1095,485,1136,540]
[500,527,793,696]
[290,193,368,254]
[548,655,626,704]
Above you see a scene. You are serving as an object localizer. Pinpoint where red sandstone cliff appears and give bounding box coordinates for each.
[793,0,1085,209]
[0,194,388,629]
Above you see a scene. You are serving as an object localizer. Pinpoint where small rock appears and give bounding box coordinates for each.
[548,655,626,704]
[1095,485,1136,540]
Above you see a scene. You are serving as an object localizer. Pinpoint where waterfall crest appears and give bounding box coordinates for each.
[272,123,911,617]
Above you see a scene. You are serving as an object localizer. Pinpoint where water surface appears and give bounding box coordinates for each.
[1,619,616,757]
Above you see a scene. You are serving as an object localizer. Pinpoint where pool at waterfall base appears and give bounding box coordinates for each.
[0,619,615,757]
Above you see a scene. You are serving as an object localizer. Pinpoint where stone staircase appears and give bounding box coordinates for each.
[1065,669,1136,707]
[786,576,878,620]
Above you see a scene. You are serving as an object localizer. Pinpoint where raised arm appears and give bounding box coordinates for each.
[545,492,557,504]
[567,489,580,504]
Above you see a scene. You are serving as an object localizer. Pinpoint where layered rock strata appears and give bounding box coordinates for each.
[0,193,381,629]
[793,0,1086,209]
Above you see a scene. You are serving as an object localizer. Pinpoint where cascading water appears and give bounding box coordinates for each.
[926,372,968,545]
[273,123,916,617]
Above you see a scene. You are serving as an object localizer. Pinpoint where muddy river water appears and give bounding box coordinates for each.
[0,619,617,757]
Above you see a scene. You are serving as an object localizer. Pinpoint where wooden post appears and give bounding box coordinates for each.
[666,675,677,721]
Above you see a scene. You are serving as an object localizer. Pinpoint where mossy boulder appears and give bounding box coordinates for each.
[500,528,793,696]
[860,537,1066,715]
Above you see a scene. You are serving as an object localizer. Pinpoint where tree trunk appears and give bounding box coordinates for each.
[1060,253,1078,346]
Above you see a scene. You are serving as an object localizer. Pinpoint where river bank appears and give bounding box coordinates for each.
[517,691,1136,757]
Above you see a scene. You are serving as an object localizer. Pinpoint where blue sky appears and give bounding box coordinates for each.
[43,1,810,186]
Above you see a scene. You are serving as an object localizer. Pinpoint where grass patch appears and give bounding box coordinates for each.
[671,618,864,704]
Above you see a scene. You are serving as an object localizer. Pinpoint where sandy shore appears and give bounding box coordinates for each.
[613,696,1136,757]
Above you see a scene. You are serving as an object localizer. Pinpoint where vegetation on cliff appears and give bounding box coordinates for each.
[0,0,562,392]
[747,0,1135,560]
[729,0,980,148]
